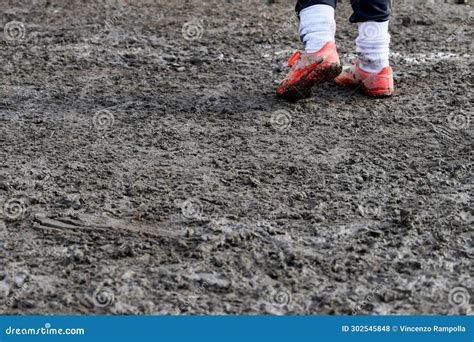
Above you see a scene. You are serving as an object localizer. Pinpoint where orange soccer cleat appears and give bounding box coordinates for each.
[276,41,342,102]
[334,59,394,97]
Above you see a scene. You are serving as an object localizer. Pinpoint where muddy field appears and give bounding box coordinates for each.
[0,0,472,315]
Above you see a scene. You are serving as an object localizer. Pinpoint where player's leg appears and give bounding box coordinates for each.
[335,0,394,97]
[276,0,342,102]
[297,0,336,53]
[349,0,391,23]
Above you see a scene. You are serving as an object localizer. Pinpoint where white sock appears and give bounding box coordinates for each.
[299,5,336,53]
[356,21,390,73]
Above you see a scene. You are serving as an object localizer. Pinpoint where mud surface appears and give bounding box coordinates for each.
[0,0,472,315]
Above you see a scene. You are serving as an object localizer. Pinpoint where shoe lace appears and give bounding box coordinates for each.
[287,51,301,67]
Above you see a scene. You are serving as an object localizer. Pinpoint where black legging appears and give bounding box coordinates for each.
[296,0,391,22]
